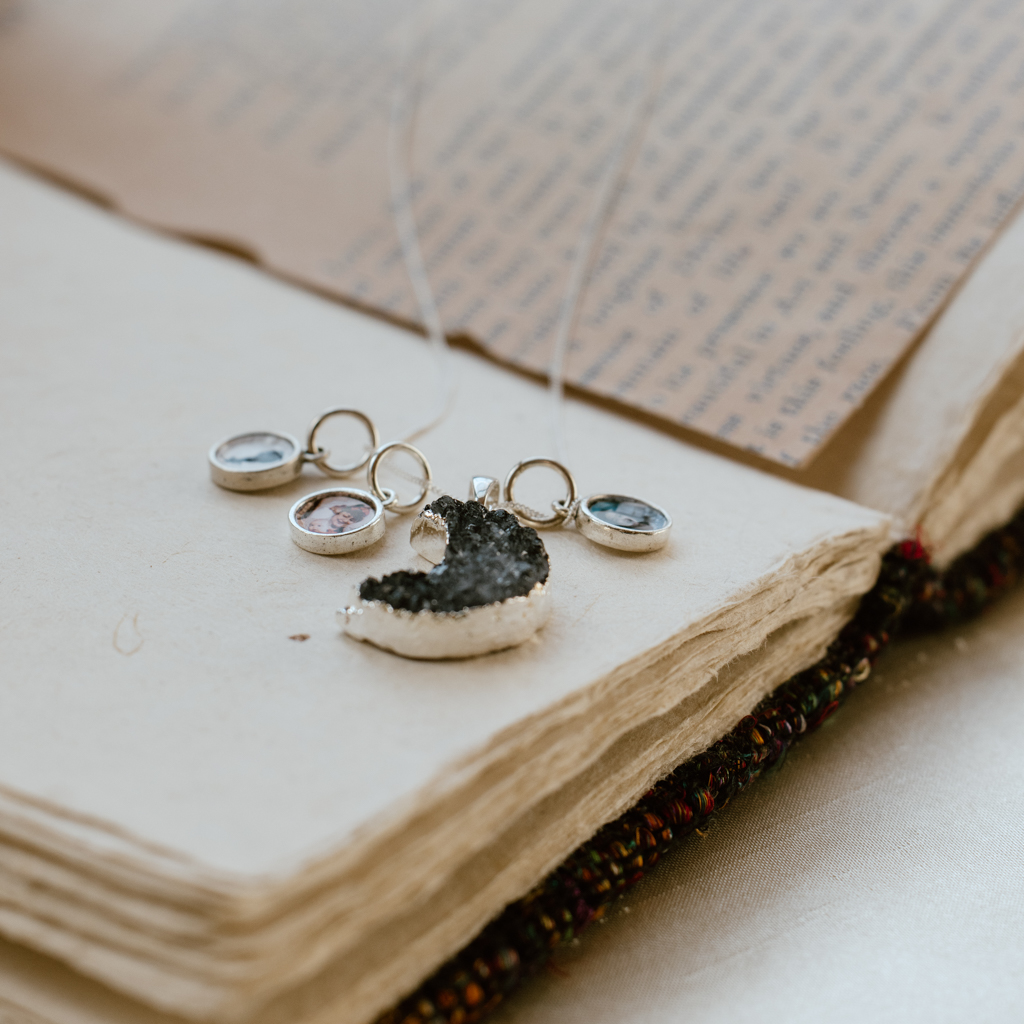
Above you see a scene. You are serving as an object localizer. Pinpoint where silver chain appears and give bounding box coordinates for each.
[384,459,554,522]
[388,0,669,465]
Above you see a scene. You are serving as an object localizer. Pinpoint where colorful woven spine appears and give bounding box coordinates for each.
[378,508,1024,1024]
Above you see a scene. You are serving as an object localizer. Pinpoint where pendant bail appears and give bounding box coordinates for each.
[468,476,501,508]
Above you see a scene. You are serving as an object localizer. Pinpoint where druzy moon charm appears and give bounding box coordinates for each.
[574,494,672,552]
[341,496,550,659]
[289,488,385,555]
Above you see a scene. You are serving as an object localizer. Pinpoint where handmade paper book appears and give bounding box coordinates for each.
[2,1,1024,1022]
[0,160,890,1023]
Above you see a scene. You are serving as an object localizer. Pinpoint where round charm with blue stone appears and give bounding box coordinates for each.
[209,430,303,491]
[574,493,672,552]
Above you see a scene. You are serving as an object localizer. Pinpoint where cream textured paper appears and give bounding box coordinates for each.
[2,0,1024,464]
[4,549,1022,1024]
[0,161,890,1021]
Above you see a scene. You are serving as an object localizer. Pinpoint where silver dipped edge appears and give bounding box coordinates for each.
[338,581,550,660]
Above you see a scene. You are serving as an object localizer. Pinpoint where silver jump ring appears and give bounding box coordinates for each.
[503,458,578,529]
[368,442,432,513]
[304,445,331,466]
[304,408,380,477]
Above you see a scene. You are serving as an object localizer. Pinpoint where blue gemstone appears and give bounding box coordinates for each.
[587,496,668,532]
[217,432,293,466]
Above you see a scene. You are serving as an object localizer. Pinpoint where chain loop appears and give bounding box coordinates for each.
[368,441,433,513]
[386,462,446,498]
[503,458,578,529]
[304,408,380,477]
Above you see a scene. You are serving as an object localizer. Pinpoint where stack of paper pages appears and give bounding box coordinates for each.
[2,1,1024,1022]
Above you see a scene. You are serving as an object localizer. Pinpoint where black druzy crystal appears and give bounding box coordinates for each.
[359,495,550,613]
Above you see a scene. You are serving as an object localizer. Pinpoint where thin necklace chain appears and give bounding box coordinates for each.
[546,1,671,461]
[388,0,455,448]
[384,0,670,496]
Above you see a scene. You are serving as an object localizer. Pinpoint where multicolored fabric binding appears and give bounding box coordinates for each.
[378,508,1024,1024]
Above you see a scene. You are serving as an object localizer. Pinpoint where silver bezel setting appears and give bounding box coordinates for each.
[339,581,550,660]
[209,431,303,492]
[574,493,672,552]
[288,487,386,555]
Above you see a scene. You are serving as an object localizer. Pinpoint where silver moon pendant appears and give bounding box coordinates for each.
[340,497,550,660]
[288,488,386,555]
[573,493,672,552]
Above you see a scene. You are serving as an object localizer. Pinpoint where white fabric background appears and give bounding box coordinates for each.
[494,585,1024,1024]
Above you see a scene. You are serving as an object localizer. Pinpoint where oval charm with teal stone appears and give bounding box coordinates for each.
[573,493,672,552]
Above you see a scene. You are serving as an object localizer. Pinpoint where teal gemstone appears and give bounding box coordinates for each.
[218,432,293,466]
[588,496,667,532]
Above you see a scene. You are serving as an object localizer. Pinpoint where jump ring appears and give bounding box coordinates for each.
[303,445,332,465]
[368,442,432,513]
[305,408,380,477]
[503,458,578,529]
[552,497,581,518]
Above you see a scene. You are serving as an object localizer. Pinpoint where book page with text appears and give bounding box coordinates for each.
[1,0,1023,467]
